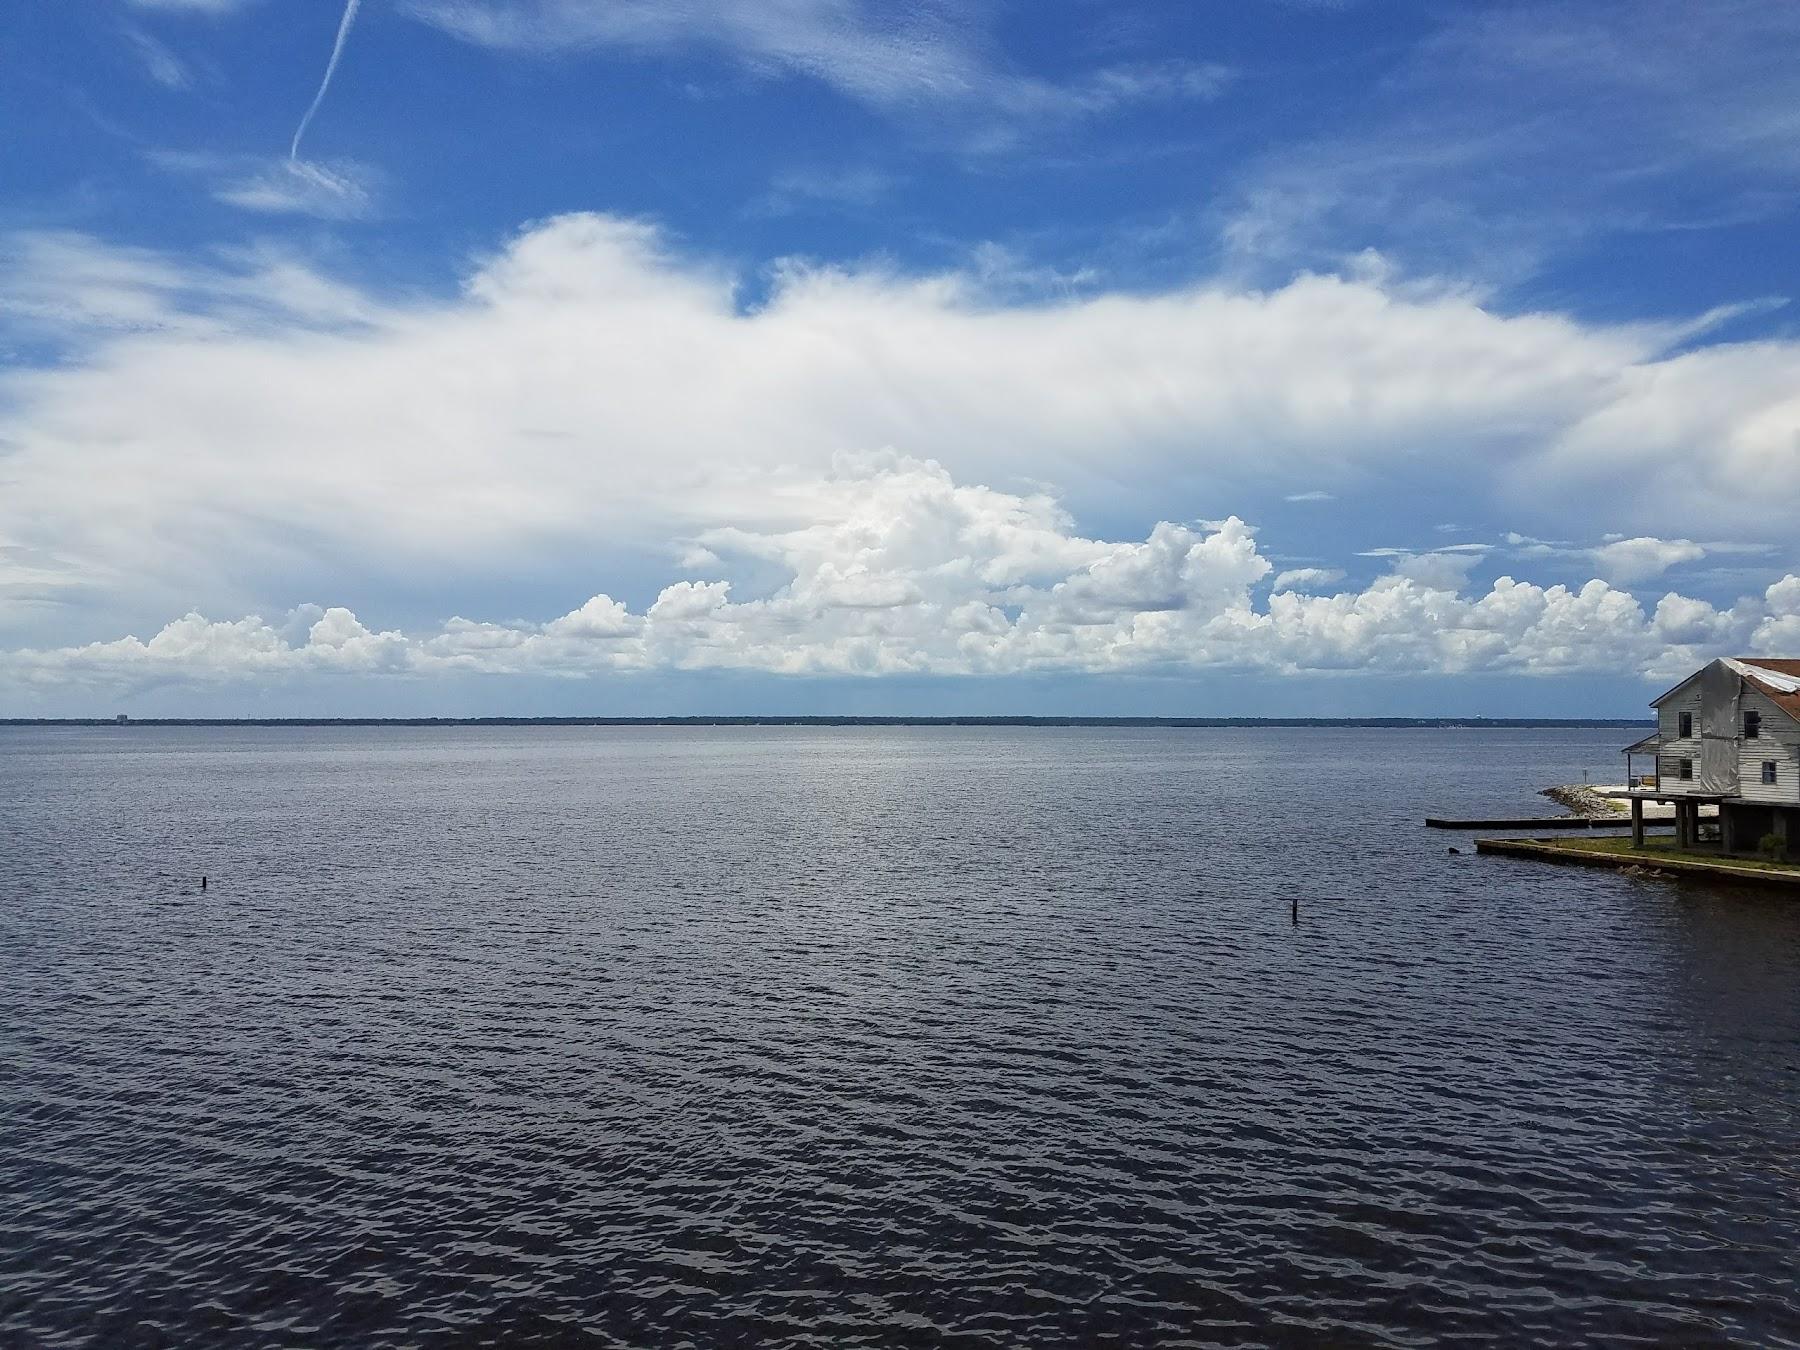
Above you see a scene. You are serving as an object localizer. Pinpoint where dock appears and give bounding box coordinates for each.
[1426,815,1634,830]
[1429,782,1715,831]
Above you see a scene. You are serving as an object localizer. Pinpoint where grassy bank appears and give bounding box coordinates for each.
[1554,836,1800,876]
[1475,835,1800,890]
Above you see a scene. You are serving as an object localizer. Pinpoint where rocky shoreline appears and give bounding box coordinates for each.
[1542,783,1713,823]
[1542,783,1629,818]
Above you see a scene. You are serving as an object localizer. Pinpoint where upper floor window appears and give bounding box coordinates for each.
[1745,710,1761,739]
[1679,758,1694,780]
[1678,711,1693,738]
[1763,761,1778,785]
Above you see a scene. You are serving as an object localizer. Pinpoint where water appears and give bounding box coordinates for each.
[2,726,1797,1348]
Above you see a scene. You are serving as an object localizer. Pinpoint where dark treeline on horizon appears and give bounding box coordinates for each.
[5,716,1652,729]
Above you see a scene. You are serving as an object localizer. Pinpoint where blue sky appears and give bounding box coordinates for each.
[2,0,1798,716]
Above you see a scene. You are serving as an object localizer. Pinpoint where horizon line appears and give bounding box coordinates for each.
[2,715,1652,729]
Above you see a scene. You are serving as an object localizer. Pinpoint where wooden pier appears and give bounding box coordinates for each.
[1425,815,1636,830]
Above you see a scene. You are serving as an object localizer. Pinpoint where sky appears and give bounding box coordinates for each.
[2,0,1798,717]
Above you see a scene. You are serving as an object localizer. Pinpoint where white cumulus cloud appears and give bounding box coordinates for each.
[1272,567,1345,593]
[3,457,1795,700]
[1589,536,1707,584]
[2,212,1798,694]
[2,213,1798,632]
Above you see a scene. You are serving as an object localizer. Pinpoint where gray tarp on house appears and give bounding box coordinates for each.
[1698,658,1741,795]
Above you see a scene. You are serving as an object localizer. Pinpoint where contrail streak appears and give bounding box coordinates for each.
[290,0,363,161]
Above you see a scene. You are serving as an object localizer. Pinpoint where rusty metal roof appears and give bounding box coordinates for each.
[1731,657,1800,722]
[1650,657,1800,722]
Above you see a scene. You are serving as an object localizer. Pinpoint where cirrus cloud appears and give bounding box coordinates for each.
[400,0,1232,137]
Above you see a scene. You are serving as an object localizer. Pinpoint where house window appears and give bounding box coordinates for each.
[1745,710,1761,739]
[1678,711,1693,738]
[1764,761,1778,785]
[1679,758,1693,780]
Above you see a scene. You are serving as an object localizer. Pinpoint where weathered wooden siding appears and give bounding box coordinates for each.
[1654,682,1705,794]
[1736,686,1800,805]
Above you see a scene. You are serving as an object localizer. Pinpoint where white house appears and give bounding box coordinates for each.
[1625,657,1800,853]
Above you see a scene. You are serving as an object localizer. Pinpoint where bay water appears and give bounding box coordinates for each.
[3,726,1797,1346]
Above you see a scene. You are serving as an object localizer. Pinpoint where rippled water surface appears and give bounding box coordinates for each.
[3,726,1798,1347]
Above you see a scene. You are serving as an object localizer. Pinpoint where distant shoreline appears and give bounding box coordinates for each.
[2,716,1651,729]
